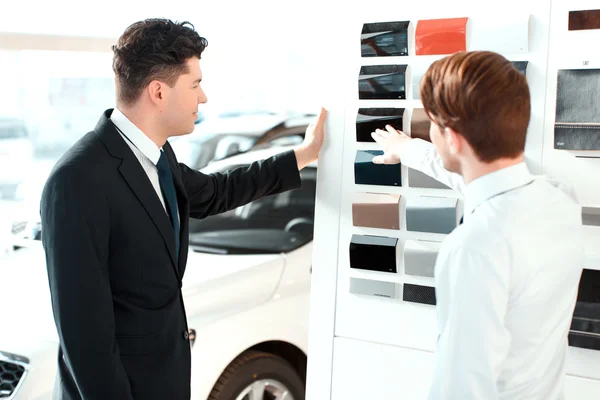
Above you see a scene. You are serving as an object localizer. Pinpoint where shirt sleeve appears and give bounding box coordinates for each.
[428,245,511,400]
[400,139,466,195]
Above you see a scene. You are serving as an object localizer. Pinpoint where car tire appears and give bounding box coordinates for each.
[208,350,305,400]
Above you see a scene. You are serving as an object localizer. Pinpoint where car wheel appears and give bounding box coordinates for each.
[208,350,304,400]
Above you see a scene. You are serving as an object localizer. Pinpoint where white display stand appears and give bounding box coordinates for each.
[306,0,600,399]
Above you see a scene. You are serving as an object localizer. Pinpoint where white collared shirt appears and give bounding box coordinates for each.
[400,139,584,400]
[110,108,178,224]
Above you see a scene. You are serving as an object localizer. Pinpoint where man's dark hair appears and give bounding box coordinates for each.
[112,18,208,105]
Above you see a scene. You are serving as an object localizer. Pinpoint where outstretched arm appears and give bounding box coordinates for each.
[371,125,466,194]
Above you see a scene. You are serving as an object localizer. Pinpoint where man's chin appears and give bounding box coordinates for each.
[172,127,195,137]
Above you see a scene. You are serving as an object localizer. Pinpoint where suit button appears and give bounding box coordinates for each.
[183,330,189,340]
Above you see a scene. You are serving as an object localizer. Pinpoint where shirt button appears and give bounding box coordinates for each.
[183,330,189,340]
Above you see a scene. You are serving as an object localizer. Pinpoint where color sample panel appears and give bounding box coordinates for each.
[408,168,450,190]
[406,196,458,234]
[410,108,431,142]
[403,283,437,306]
[350,277,398,299]
[350,234,398,273]
[358,65,407,100]
[352,192,401,230]
[415,17,467,56]
[468,15,529,53]
[569,268,600,350]
[569,9,600,31]
[582,207,600,227]
[354,150,402,186]
[412,74,423,100]
[356,108,404,142]
[554,69,600,150]
[512,61,529,75]
[404,240,441,278]
[361,21,410,57]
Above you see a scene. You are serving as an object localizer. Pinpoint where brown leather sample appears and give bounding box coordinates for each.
[410,108,431,142]
[415,17,468,56]
[352,192,401,230]
[569,9,600,31]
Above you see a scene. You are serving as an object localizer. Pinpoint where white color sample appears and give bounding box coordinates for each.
[404,239,441,277]
[467,14,530,53]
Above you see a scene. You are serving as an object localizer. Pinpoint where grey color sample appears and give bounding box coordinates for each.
[408,168,450,189]
[350,277,398,299]
[583,207,600,227]
[404,240,440,278]
[406,196,458,234]
[412,74,423,100]
[351,234,397,247]
[554,69,600,150]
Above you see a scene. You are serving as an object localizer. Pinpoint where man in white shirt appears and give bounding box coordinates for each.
[371,51,584,399]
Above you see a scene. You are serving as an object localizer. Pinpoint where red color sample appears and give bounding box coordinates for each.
[415,17,468,56]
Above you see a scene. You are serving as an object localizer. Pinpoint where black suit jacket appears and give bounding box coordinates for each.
[40,109,302,399]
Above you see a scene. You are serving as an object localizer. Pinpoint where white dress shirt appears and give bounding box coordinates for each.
[110,108,179,224]
[400,139,584,400]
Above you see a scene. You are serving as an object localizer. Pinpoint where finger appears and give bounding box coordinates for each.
[385,124,400,134]
[375,128,391,137]
[371,131,386,146]
[315,107,327,128]
[372,155,385,164]
[386,124,408,137]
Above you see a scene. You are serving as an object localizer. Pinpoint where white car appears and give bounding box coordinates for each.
[0,118,34,201]
[0,144,316,400]
[170,112,314,171]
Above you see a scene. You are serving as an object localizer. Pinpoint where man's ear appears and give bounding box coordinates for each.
[445,127,463,155]
[147,80,165,107]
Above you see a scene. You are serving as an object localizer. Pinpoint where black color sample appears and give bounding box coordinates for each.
[356,108,404,142]
[354,150,402,186]
[569,268,600,351]
[403,283,436,306]
[349,234,398,273]
[359,65,407,100]
[361,21,410,57]
[554,69,600,150]
[512,61,528,75]
[582,207,600,227]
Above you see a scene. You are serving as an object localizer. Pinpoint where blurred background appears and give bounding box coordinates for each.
[0,0,334,253]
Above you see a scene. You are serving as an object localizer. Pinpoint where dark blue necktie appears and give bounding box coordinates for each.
[156,150,180,261]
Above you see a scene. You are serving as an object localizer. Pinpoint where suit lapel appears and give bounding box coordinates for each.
[94,110,180,278]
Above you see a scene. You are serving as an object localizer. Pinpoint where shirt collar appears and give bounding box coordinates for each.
[110,107,162,165]
[464,162,534,218]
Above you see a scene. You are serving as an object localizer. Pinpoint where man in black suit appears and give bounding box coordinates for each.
[40,18,326,400]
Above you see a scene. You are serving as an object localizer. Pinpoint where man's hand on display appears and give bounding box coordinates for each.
[371,125,412,165]
[295,107,327,170]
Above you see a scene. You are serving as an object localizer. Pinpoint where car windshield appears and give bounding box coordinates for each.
[189,166,316,255]
[170,134,256,170]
